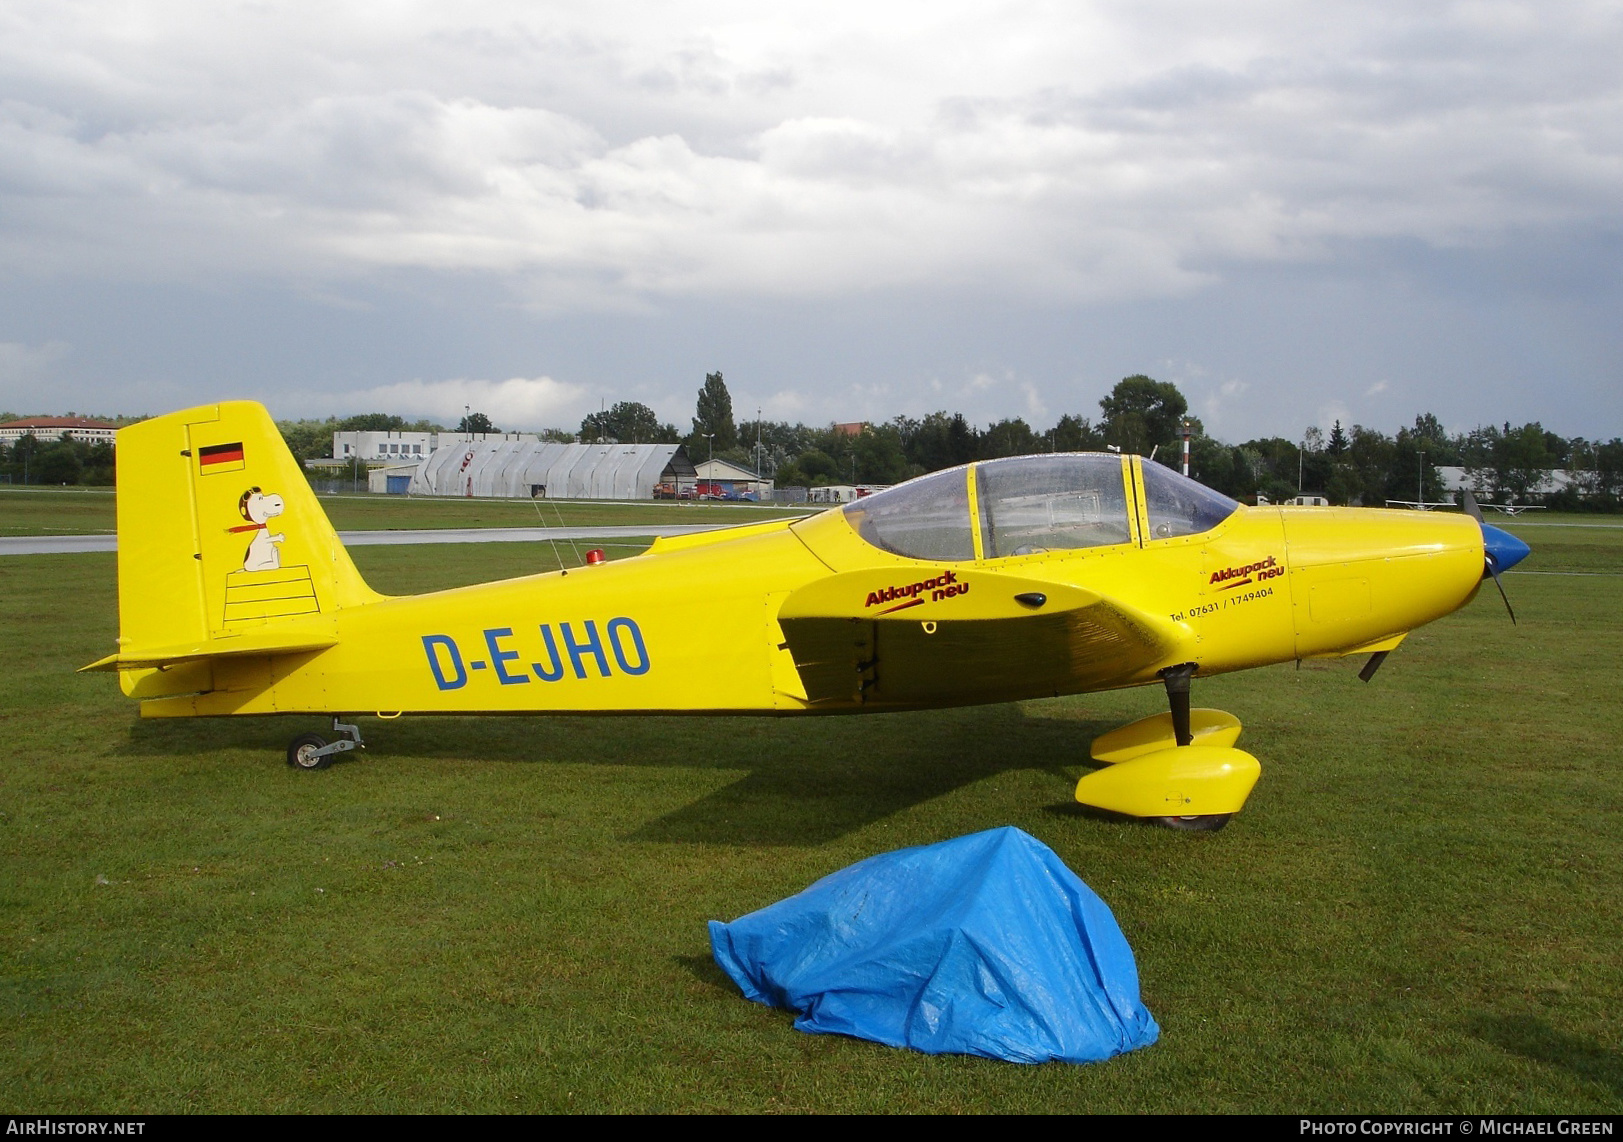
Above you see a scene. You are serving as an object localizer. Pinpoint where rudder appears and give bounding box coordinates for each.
[99,401,378,677]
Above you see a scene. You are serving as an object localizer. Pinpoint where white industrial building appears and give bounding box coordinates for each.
[409,439,697,499]
[0,417,120,445]
[332,429,538,462]
[367,464,421,494]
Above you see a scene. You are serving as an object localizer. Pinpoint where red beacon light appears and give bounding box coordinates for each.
[585,549,606,565]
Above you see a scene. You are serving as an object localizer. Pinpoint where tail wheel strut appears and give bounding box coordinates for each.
[285,717,365,770]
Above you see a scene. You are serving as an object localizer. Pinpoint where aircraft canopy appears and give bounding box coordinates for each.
[843,453,1238,561]
[1140,459,1241,539]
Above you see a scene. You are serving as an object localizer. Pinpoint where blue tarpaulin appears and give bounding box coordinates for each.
[708,826,1159,1064]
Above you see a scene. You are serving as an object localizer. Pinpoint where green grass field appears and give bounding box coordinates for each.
[1,516,1619,1112]
[0,485,812,537]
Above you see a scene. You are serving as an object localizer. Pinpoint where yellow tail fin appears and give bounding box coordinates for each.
[84,402,378,692]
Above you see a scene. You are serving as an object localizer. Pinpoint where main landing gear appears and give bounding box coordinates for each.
[286,718,366,770]
[1071,663,1261,832]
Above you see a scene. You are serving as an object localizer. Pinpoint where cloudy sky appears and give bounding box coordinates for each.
[2,0,1620,442]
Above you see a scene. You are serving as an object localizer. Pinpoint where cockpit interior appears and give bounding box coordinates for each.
[842,454,1240,562]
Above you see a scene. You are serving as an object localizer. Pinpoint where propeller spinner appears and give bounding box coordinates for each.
[1462,490,1530,623]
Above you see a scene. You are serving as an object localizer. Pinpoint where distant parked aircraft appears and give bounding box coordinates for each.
[1391,491,1546,516]
[1385,499,1459,511]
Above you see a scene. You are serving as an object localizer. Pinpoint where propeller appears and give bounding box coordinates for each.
[1462,490,1530,624]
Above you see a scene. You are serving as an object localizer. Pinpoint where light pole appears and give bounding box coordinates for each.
[1418,450,1426,507]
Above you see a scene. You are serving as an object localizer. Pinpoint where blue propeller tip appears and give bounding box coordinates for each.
[1481,523,1531,572]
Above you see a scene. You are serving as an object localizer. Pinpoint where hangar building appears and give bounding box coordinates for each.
[694,457,774,500]
[409,440,697,500]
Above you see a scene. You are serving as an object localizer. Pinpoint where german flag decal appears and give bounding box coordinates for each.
[198,442,245,474]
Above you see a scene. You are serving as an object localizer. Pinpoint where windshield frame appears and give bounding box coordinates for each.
[839,463,978,562]
[1129,455,1241,547]
[971,452,1139,565]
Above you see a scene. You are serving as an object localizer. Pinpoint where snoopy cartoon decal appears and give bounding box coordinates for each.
[214,481,320,627]
[234,487,286,572]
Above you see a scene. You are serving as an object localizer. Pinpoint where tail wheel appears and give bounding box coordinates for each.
[287,732,331,770]
[1157,814,1232,832]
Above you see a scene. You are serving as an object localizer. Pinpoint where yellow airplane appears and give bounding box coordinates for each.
[84,401,1530,831]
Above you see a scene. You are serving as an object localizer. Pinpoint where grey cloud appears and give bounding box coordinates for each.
[2,2,1618,301]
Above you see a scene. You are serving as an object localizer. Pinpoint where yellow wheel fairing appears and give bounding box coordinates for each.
[1089,708,1242,764]
[1074,745,1261,818]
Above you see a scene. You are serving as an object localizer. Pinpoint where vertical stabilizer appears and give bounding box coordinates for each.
[110,401,379,662]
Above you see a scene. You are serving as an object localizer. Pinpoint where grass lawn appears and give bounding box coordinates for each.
[0,521,1619,1112]
[0,485,812,537]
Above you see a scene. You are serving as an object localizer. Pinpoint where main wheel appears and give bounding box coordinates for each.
[1156,814,1232,832]
[287,732,332,770]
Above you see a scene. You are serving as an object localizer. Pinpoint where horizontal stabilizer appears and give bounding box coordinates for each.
[79,622,339,671]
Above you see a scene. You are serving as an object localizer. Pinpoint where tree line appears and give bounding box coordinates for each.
[667,373,1623,510]
[0,433,116,485]
[7,383,1622,510]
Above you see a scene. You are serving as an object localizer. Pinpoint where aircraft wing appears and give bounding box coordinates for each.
[777,568,1185,708]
